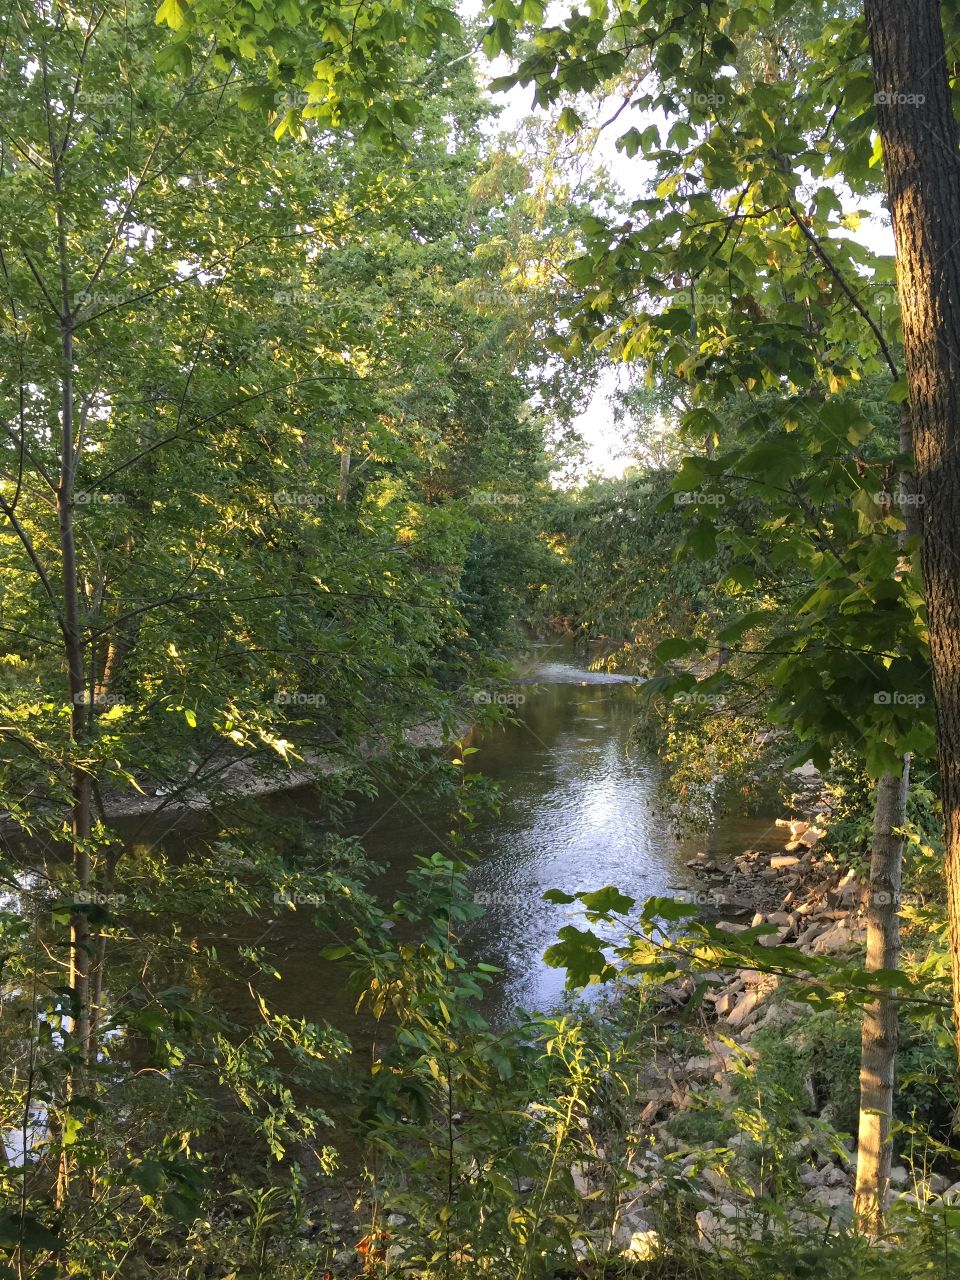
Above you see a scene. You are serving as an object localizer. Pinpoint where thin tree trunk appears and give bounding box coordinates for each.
[337,444,351,504]
[854,759,909,1232]
[864,0,960,1057]
[58,321,93,1062]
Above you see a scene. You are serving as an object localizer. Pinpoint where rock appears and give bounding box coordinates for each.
[684,1054,724,1080]
[517,1176,534,1193]
[766,910,794,926]
[386,1213,406,1227]
[620,1229,660,1261]
[744,1000,804,1036]
[701,1167,732,1196]
[695,1209,729,1249]
[798,827,825,848]
[771,854,801,869]
[822,1163,849,1188]
[714,988,740,1018]
[716,920,748,934]
[811,921,865,954]
[726,988,766,1030]
[758,926,791,948]
[889,1165,911,1187]
[639,1098,665,1125]
[571,1163,591,1197]
[809,1185,853,1216]
[796,922,828,951]
[940,1181,960,1204]
[799,1166,824,1188]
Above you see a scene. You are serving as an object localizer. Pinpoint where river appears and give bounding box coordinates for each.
[252,641,783,1027]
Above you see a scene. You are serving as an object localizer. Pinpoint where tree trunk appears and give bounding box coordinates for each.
[853,759,909,1232]
[337,444,351,504]
[58,322,93,1062]
[864,0,960,1056]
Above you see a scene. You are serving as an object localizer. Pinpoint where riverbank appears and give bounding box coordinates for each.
[564,822,959,1265]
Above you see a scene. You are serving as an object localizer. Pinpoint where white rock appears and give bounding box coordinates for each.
[621,1229,660,1261]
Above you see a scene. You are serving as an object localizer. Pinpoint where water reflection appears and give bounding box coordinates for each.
[214,648,783,1028]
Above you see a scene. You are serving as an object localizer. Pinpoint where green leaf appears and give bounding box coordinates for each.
[0,1212,62,1254]
[156,0,187,30]
[542,888,576,904]
[579,885,635,916]
[654,637,696,663]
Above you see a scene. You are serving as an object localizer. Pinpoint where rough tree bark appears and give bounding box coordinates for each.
[864,0,960,1056]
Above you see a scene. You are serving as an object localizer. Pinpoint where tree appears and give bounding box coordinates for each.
[862,0,960,1062]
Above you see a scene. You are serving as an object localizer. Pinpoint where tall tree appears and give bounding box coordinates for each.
[863,0,960,1061]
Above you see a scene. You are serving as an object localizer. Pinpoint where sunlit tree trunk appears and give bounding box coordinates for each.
[854,759,909,1231]
[337,444,351,503]
[864,0,960,1057]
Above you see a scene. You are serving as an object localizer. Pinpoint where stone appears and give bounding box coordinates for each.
[571,1163,591,1197]
[758,926,791,948]
[766,910,794,926]
[772,854,801,869]
[744,1000,804,1035]
[714,989,740,1018]
[684,1054,724,1080]
[716,920,748,935]
[889,1165,910,1187]
[796,922,828,951]
[621,1229,660,1261]
[798,827,825,848]
[811,921,865,955]
[701,1167,732,1196]
[726,988,766,1030]
[809,1185,853,1216]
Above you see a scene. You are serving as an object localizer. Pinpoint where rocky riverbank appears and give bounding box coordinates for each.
[570,820,957,1261]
